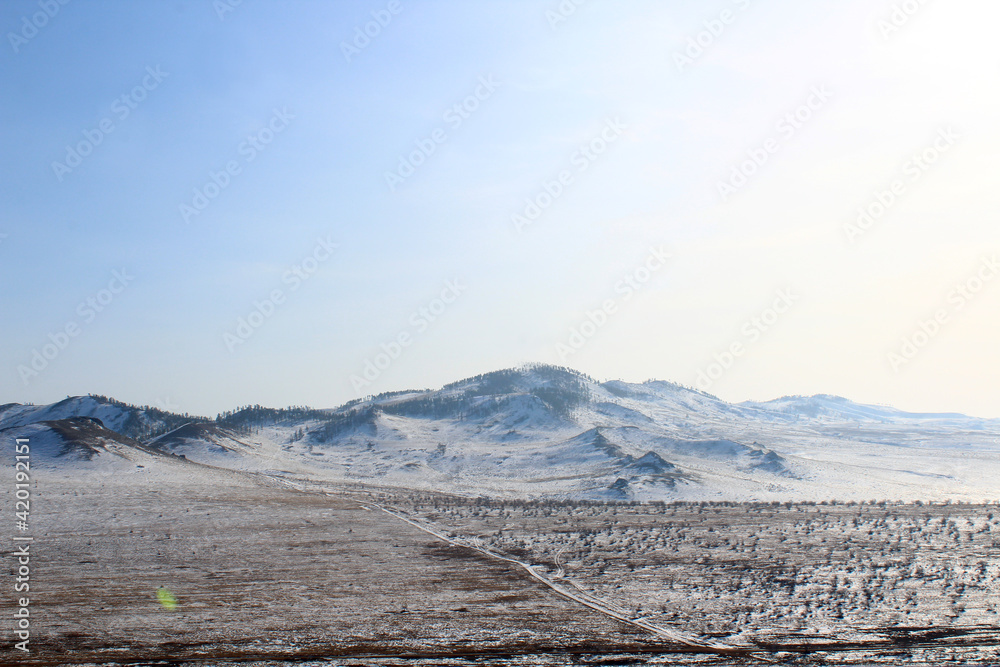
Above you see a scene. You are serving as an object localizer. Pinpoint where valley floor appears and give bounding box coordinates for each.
[5,464,1000,665]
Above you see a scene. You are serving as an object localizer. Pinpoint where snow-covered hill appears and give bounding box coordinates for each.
[4,364,999,501]
[739,394,986,425]
[0,395,200,440]
[4,416,185,472]
[146,422,266,465]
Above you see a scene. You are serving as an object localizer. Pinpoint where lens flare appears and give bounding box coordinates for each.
[156,586,178,610]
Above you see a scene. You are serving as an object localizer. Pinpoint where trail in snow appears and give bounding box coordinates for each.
[266,474,759,657]
[361,499,767,659]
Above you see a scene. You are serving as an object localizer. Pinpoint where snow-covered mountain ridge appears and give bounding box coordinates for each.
[4,364,999,501]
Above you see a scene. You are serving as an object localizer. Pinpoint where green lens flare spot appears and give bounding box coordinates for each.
[157,586,178,610]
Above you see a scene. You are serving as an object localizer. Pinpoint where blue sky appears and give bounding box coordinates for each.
[3,0,999,417]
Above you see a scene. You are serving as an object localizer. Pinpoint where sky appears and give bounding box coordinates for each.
[2,0,999,418]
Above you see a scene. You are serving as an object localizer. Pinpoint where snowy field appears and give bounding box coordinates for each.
[389,493,1000,659]
[7,459,999,665]
[7,465,671,665]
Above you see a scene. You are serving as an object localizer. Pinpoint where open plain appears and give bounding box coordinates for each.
[6,460,1000,666]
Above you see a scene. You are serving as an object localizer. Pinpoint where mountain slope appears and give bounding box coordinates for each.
[5,416,189,471]
[5,364,999,501]
[0,395,201,440]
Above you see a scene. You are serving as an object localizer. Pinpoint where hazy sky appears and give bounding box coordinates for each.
[3,0,999,417]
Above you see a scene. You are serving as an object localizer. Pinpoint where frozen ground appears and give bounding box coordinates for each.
[392,496,1000,637]
[5,464,674,666]
[5,457,999,665]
